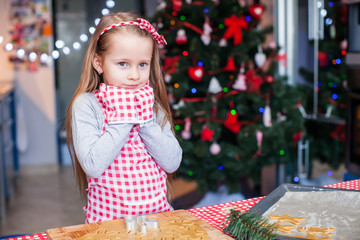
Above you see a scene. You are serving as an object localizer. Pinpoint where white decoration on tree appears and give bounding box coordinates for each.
[263,105,272,127]
[208,76,222,94]
[181,117,192,139]
[185,0,192,4]
[194,68,204,78]
[325,105,334,118]
[219,38,227,47]
[157,21,164,28]
[210,142,221,155]
[340,40,348,50]
[233,66,247,90]
[176,29,188,44]
[276,112,287,122]
[164,73,172,83]
[297,104,307,118]
[168,93,175,105]
[172,100,185,110]
[201,17,212,46]
[157,1,166,10]
[268,41,277,49]
[254,45,266,67]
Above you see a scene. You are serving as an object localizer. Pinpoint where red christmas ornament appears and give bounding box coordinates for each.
[330,124,346,142]
[276,51,287,66]
[176,29,188,44]
[293,131,303,147]
[318,51,328,67]
[163,56,181,74]
[249,4,265,19]
[339,6,348,23]
[201,125,215,141]
[224,111,242,133]
[172,0,182,11]
[222,57,237,72]
[264,75,274,83]
[188,66,204,82]
[224,15,248,46]
[245,70,263,92]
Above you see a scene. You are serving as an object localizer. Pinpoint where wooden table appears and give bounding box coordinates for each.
[2,179,359,240]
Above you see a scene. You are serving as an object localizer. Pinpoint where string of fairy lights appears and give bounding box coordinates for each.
[0,0,115,66]
[0,0,341,68]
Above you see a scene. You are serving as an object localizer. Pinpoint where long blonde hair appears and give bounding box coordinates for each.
[65,12,173,197]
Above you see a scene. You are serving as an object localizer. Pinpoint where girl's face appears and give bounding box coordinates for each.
[94,31,153,91]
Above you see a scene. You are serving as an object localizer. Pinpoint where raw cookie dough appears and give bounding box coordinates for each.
[79,218,211,240]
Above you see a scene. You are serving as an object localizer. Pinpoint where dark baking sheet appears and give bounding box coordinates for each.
[246,183,360,240]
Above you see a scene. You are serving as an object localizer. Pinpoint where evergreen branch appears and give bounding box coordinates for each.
[222,209,277,240]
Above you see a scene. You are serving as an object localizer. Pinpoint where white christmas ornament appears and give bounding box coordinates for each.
[210,142,221,155]
[168,94,175,105]
[263,105,272,127]
[181,117,192,140]
[185,0,192,4]
[164,73,172,83]
[340,40,348,50]
[297,104,307,118]
[219,38,227,47]
[276,112,287,122]
[194,68,204,79]
[255,45,266,67]
[201,35,211,46]
[157,1,166,10]
[201,18,212,46]
[172,100,185,110]
[268,41,277,49]
[176,29,188,44]
[233,70,247,90]
[208,77,222,94]
[325,105,334,118]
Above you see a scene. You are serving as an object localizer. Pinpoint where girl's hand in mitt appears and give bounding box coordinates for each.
[98,83,138,124]
[134,84,154,123]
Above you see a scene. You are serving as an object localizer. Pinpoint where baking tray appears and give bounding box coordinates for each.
[246,183,360,240]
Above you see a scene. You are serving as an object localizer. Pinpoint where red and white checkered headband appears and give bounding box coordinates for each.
[98,18,167,45]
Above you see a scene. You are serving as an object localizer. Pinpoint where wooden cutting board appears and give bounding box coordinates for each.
[46,209,233,239]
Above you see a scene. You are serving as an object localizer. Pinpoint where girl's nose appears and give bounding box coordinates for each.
[128,67,140,80]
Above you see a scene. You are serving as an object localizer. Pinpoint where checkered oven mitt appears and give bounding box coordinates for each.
[98,83,154,124]
[133,84,154,123]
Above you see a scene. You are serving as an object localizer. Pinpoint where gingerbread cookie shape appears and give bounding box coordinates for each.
[268,214,306,225]
[297,226,334,237]
[272,222,296,234]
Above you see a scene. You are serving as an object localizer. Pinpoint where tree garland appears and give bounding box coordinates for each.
[222,209,277,240]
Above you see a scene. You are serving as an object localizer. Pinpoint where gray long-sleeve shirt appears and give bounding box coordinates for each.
[72,92,182,179]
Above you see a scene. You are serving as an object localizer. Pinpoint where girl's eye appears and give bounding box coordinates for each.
[139,62,148,68]
[118,62,127,67]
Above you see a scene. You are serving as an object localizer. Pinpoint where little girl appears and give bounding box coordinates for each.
[65,12,182,223]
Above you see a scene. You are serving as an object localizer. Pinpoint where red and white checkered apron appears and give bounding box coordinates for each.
[83,89,172,223]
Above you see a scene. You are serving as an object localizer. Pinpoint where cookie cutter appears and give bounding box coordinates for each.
[124,215,159,234]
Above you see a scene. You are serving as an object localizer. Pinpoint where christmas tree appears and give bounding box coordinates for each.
[299,0,347,169]
[153,0,306,193]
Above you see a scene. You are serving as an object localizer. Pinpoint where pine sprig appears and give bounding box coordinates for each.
[222,209,277,240]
